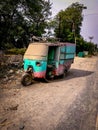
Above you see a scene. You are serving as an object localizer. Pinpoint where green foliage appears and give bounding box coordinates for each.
[76,37,96,55]
[0,0,52,49]
[48,2,96,55]
[53,2,87,42]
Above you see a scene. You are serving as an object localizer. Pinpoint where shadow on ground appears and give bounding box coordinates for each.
[35,68,94,84]
[66,68,94,79]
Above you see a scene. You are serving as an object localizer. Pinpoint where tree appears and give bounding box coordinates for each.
[76,37,96,55]
[53,2,87,43]
[0,0,52,49]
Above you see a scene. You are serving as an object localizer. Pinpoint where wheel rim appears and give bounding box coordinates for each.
[24,76,31,84]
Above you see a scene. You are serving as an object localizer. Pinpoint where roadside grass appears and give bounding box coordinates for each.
[5,48,26,55]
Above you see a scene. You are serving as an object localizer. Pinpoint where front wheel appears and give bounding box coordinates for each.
[21,73,32,86]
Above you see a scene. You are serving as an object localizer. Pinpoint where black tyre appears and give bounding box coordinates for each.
[62,70,67,78]
[44,78,50,83]
[44,75,54,83]
[21,73,32,86]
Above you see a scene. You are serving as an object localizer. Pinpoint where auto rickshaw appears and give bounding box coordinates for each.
[21,42,76,86]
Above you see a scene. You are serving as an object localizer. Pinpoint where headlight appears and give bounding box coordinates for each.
[36,61,41,66]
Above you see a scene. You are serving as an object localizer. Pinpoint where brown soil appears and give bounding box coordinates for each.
[0,56,98,130]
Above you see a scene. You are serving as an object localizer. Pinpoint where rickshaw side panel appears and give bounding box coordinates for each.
[47,44,76,76]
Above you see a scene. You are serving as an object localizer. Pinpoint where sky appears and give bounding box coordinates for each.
[50,0,98,44]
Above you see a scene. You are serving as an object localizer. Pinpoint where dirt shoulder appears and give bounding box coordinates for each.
[56,57,98,130]
[0,56,98,130]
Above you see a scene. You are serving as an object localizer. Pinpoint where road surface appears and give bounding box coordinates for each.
[0,56,98,130]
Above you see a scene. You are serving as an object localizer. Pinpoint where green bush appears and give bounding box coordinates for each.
[6,48,26,55]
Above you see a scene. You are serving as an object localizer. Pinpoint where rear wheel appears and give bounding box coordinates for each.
[21,73,32,86]
[62,70,67,78]
[44,77,52,83]
[44,74,54,83]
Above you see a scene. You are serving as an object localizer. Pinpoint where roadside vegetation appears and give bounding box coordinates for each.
[5,48,26,55]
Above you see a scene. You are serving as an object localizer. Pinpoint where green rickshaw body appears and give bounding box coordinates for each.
[23,42,76,79]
